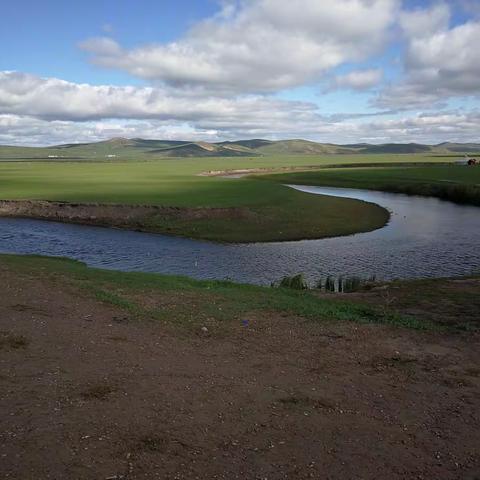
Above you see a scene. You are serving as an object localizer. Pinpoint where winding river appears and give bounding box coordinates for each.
[0,185,478,285]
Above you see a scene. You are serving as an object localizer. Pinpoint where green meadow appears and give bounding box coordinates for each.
[0,153,456,205]
[261,164,480,206]
[0,154,472,241]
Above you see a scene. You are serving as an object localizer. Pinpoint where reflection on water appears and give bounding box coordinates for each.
[0,185,479,285]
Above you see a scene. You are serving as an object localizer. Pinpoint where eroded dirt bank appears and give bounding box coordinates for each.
[0,199,250,231]
[0,258,479,479]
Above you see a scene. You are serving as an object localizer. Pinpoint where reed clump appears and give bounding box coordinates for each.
[278,273,309,290]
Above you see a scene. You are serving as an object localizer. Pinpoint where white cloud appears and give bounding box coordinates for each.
[2,1,480,147]
[457,0,480,17]
[333,69,383,90]
[0,115,222,146]
[399,3,450,38]
[377,3,480,109]
[0,71,322,125]
[0,71,337,142]
[347,111,480,143]
[101,23,114,34]
[80,37,122,56]
[2,108,480,148]
[79,0,399,94]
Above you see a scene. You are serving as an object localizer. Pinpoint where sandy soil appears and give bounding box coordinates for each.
[0,265,479,479]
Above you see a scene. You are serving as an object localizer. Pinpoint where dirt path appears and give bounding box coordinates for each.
[0,264,479,479]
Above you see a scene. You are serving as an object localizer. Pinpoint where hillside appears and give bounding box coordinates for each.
[254,139,356,155]
[357,143,432,154]
[148,142,257,157]
[1,137,479,160]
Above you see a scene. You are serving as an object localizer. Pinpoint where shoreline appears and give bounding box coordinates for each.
[0,197,390,243]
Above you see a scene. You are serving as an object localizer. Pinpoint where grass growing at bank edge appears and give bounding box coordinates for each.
[261,165,480,206]
[0,254,435,331]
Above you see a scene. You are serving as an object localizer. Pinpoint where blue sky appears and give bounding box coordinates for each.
[1,0,479,145]
[0,0,218,84]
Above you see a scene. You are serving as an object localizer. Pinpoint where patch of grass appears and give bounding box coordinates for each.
[0,332,29,350]
[0,254,441,331]
[278,274,308,290]
[92,287,138,312]
[316,275,377,293]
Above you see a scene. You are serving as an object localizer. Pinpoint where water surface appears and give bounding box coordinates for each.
[0,185,478,285]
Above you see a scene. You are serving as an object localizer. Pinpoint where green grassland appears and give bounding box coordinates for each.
[0,158,392,242]
[0,155,476,242]
[2,137,480,160]
[0,155,460,205]
[261,165,480,206]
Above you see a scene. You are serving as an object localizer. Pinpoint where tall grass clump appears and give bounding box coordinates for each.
[276,273,377,292]
[317,275,336,292]
[278,273,309,290]
[317,274,377,293]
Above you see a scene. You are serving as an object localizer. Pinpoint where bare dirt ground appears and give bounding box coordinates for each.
[1,264,479,479]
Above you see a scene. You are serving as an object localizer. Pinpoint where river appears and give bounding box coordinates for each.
[0,185,478,285]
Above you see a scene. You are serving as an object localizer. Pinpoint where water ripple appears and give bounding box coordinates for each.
[0,186,479,285]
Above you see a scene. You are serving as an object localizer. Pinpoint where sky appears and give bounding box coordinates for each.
[1,0,480,146]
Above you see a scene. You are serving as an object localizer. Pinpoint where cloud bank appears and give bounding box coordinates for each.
[377,3,480,109]
[1,0,479,145]
[80,0,398,94]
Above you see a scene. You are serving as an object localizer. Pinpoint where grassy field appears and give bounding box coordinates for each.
[0,155,471,241]
[0,156,416,242]
[261,164,480,206]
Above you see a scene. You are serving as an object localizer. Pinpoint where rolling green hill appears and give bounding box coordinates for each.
[1,137,479,160]
[147,142,257,157]
[357,143,432,154]
[254,139,355,155]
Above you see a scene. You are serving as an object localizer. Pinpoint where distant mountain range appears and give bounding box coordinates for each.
[1,137,480,159]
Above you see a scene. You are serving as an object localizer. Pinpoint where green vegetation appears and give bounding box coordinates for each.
[0,157,394,242]
[278,273,309,290]
[0,150,477,242]
[1,137,479,160]
[316,275,373,293]
[0,254,432,330]
[261,165,480,206]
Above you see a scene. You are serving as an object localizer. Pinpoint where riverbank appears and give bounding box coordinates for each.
[0,189,389,243]
[260,164,480,206]
[1,254,479,479]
